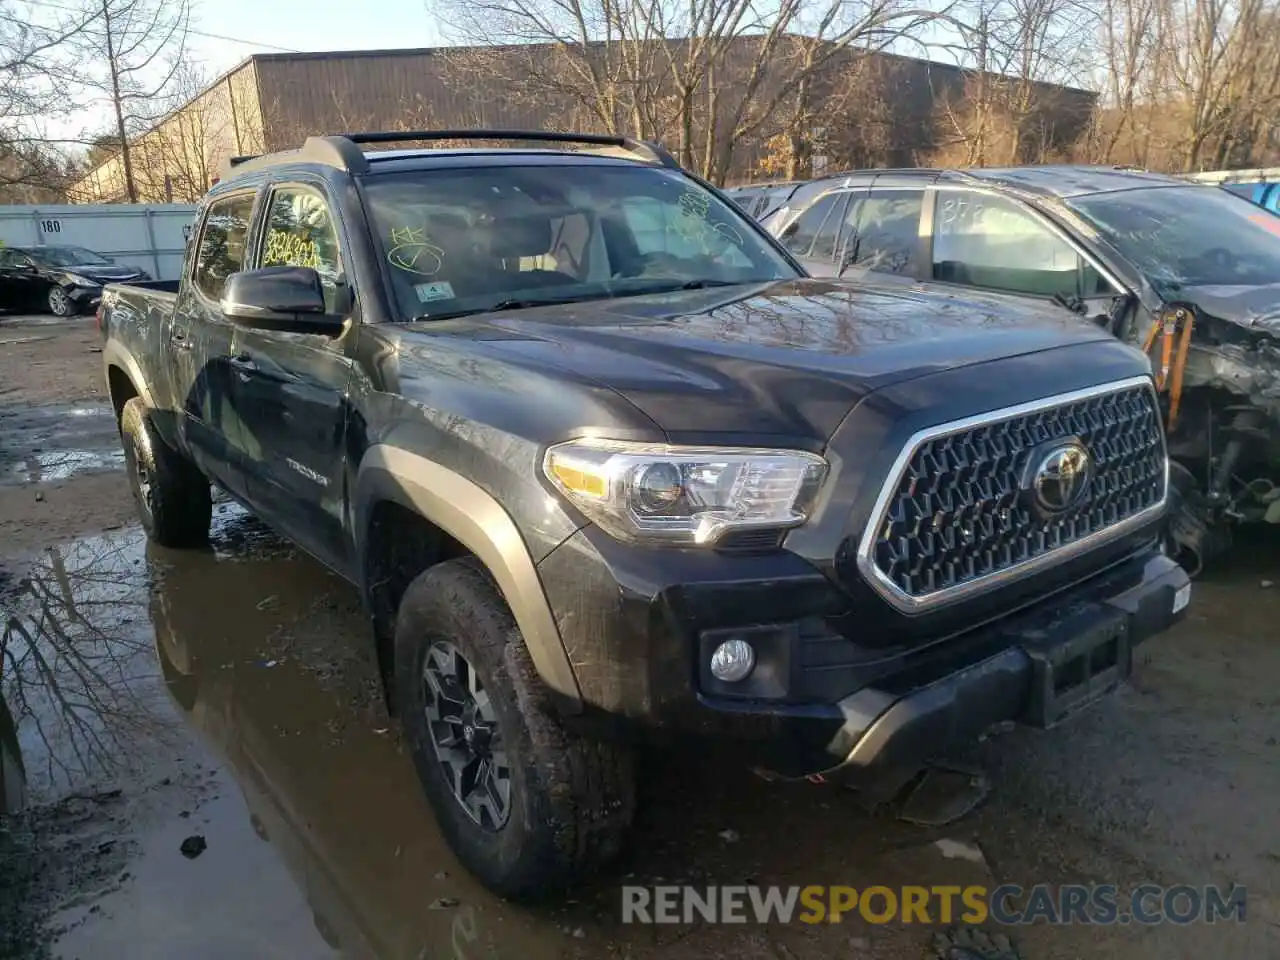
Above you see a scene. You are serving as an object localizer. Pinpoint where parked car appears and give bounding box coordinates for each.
[0,244,151,316]
[1185,168,1280,217]
[99,131,1190,897]
[759,165,1280,572]
[723,180,803,220]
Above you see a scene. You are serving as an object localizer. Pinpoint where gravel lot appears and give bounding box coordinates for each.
[1,312,1277,960]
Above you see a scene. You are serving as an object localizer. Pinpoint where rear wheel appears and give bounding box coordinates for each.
[394,557,635,898]
[46,285,74,317]
[120,398,212,547]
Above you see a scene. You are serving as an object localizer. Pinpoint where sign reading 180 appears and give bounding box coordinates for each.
[39,219,62,234]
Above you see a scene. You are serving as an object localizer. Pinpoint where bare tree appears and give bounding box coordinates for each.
[1064,0,1280,171]
[125,63,237,201]
[73,0,191,202]
[0,1,97,198]
[929,0,1095,166]
[432,0,956,183]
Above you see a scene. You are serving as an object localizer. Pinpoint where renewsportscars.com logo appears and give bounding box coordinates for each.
[620,884,1247,926]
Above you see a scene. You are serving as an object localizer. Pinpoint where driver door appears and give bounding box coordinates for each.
[927,188,1124,314]
[229,181,356,568]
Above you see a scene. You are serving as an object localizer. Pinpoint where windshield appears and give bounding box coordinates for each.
[1067,186,1280,294]
[361,163,797,321]
[38,246,112,267]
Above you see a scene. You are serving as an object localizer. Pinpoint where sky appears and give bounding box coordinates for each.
[38,0,446,141]
[179,0,444,74]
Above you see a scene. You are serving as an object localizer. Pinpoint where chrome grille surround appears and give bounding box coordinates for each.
[855,376,1169,613]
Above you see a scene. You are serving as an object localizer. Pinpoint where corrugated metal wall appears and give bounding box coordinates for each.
[0,204,197,280]
[253,50,556,152]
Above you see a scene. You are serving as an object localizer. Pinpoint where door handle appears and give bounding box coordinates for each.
[171,332,193,351]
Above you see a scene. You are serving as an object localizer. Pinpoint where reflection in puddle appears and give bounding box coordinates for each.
[1,529,170,799]
[0,684,24,813]
[0,513,571,959]
[2,507,964,960]
[146,520,566,960]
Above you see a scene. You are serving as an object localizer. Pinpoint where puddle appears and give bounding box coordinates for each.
[4,505,1273,958]
[0,511,583,959]
[0,402,122,485]
[8,447,126,483]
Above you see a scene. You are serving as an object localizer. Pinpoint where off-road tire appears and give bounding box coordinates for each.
[394,557,635,899]
[120,398,212,548]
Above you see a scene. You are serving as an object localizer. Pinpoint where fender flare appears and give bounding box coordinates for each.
[355,444,583,711]
[102,339,157,410]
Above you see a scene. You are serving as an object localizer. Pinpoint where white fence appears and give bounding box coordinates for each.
[0,203,198,280]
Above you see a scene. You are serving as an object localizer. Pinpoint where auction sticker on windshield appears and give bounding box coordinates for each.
[415,281,455,302]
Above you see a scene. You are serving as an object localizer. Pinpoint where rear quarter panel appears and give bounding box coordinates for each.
[101,283,183,448]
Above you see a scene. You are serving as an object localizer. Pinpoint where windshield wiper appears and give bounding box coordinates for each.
[672,279,742,290]
[488,295,599,311]
[1052,291,1087,315]
[412,293,604,323]
[412,280,752,323]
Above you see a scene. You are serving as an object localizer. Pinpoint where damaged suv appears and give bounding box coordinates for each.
[100,133,1190,897]
[764,166,1280,571]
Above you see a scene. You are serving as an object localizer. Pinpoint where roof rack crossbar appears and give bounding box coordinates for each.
[215,128,681,182]
[332,129,680,169]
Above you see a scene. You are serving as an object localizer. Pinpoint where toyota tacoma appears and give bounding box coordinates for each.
[99,131,1191,898]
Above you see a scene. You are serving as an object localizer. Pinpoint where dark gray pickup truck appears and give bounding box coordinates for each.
[99,130,1190,898]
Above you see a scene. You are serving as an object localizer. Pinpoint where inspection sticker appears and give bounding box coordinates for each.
[415,281,455,302]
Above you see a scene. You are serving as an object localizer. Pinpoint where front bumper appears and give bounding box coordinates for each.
[539,528,1188,788]
[807,551,1188,791]
[65,283,104,310]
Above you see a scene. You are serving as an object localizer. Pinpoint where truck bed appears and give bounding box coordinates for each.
[107,278,181,298]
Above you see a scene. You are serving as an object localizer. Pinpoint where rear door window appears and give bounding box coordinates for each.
[932,191,1086,298]
[845,190,923,276]
[193,193,257,301]
[777,192,842,259]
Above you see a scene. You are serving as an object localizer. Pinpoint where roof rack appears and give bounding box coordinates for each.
[345,129,679,169]
[216,129,679,181]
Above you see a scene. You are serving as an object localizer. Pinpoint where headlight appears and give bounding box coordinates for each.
[543,438,827,546]
[64,273,99,287]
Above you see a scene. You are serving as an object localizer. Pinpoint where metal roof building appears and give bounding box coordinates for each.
[69,45,1097,204]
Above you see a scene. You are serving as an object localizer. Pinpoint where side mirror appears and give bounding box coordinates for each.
[220,266,345,336]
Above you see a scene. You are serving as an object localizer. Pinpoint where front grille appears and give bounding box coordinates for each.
[860,380,1166,609]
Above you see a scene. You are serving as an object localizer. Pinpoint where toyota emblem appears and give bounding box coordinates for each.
[1032,443,1093,513]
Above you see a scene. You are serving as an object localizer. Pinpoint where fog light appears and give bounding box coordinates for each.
[710,638,755,682]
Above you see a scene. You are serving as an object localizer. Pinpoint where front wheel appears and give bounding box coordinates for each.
[394,558,635,899]
[46,285,75,317]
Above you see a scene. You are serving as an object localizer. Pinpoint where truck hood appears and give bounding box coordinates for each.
[402,278,1120,442]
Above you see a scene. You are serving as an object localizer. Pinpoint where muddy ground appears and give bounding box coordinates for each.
[1,312,1277,960]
